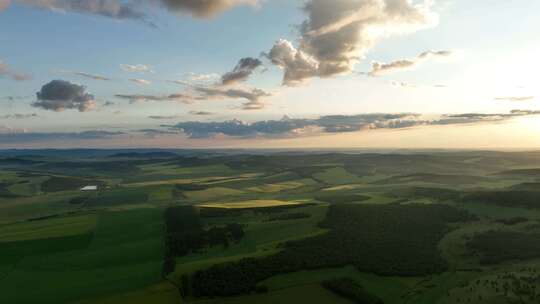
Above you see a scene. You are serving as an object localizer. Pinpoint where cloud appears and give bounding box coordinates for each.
[432,111,540,125]
[73,71,111,81]
[189,110,213,115]
[33,80,96,112]
[263,39,319,86]
[315,113,423,132]
[159,0,258,18]
[168,110,540,138]
[0,129,124,143]
[510,109,540,115]
[129,78,151,85]
[120,64,152,73]
[137,128,180,137]
[8,0,258,22]
[170,73,221,86]
[0,0,10,11]
[170,113,420,138]
[115,93,194,103]
[56,69,110,80]
[0,59,31,81]
[418,50,452,58]
[188,73,220,82]
[494,96,535,102]
[240,100,265,110]
[391,80,416,88]
[369,50,453,76]
[170,118,301,138]
[194,86,270,102]
[17,0,150,23]
[171,69,271,109]
[264,0,437,85]
[116,84,269,109]
[148,114,184,120]
[170,73,222,87]
[0,113,38,119]
[221,57,263,85]
[194,86,271,110]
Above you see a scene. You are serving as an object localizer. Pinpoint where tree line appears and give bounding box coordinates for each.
[190,203,474,297]
[162,206,245,277]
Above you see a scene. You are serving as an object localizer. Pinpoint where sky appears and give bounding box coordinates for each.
[0,0,539,149]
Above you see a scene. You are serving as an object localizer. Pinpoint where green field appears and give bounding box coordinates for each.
[0,209,165,304]
[2,150,540,303]
[198,199,303,209]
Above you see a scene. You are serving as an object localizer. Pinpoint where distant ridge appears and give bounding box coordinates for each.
[107,151,179,159]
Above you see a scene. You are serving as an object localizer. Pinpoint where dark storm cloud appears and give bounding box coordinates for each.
[159,0,258,18]
[33,80,96,112]
[221,57,263,85]
[169,110,540,139]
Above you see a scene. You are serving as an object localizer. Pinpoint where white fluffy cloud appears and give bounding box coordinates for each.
[265,0,438,85]
[264,39,319,86]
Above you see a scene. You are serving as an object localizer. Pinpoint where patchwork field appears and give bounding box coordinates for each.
[1,150,540,303]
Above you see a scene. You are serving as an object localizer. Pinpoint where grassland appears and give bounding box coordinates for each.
[183,187,245,202]
[0,209,165,304]
[0,213,97,242]
[197,284,353,304]
[197,199,303,209]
